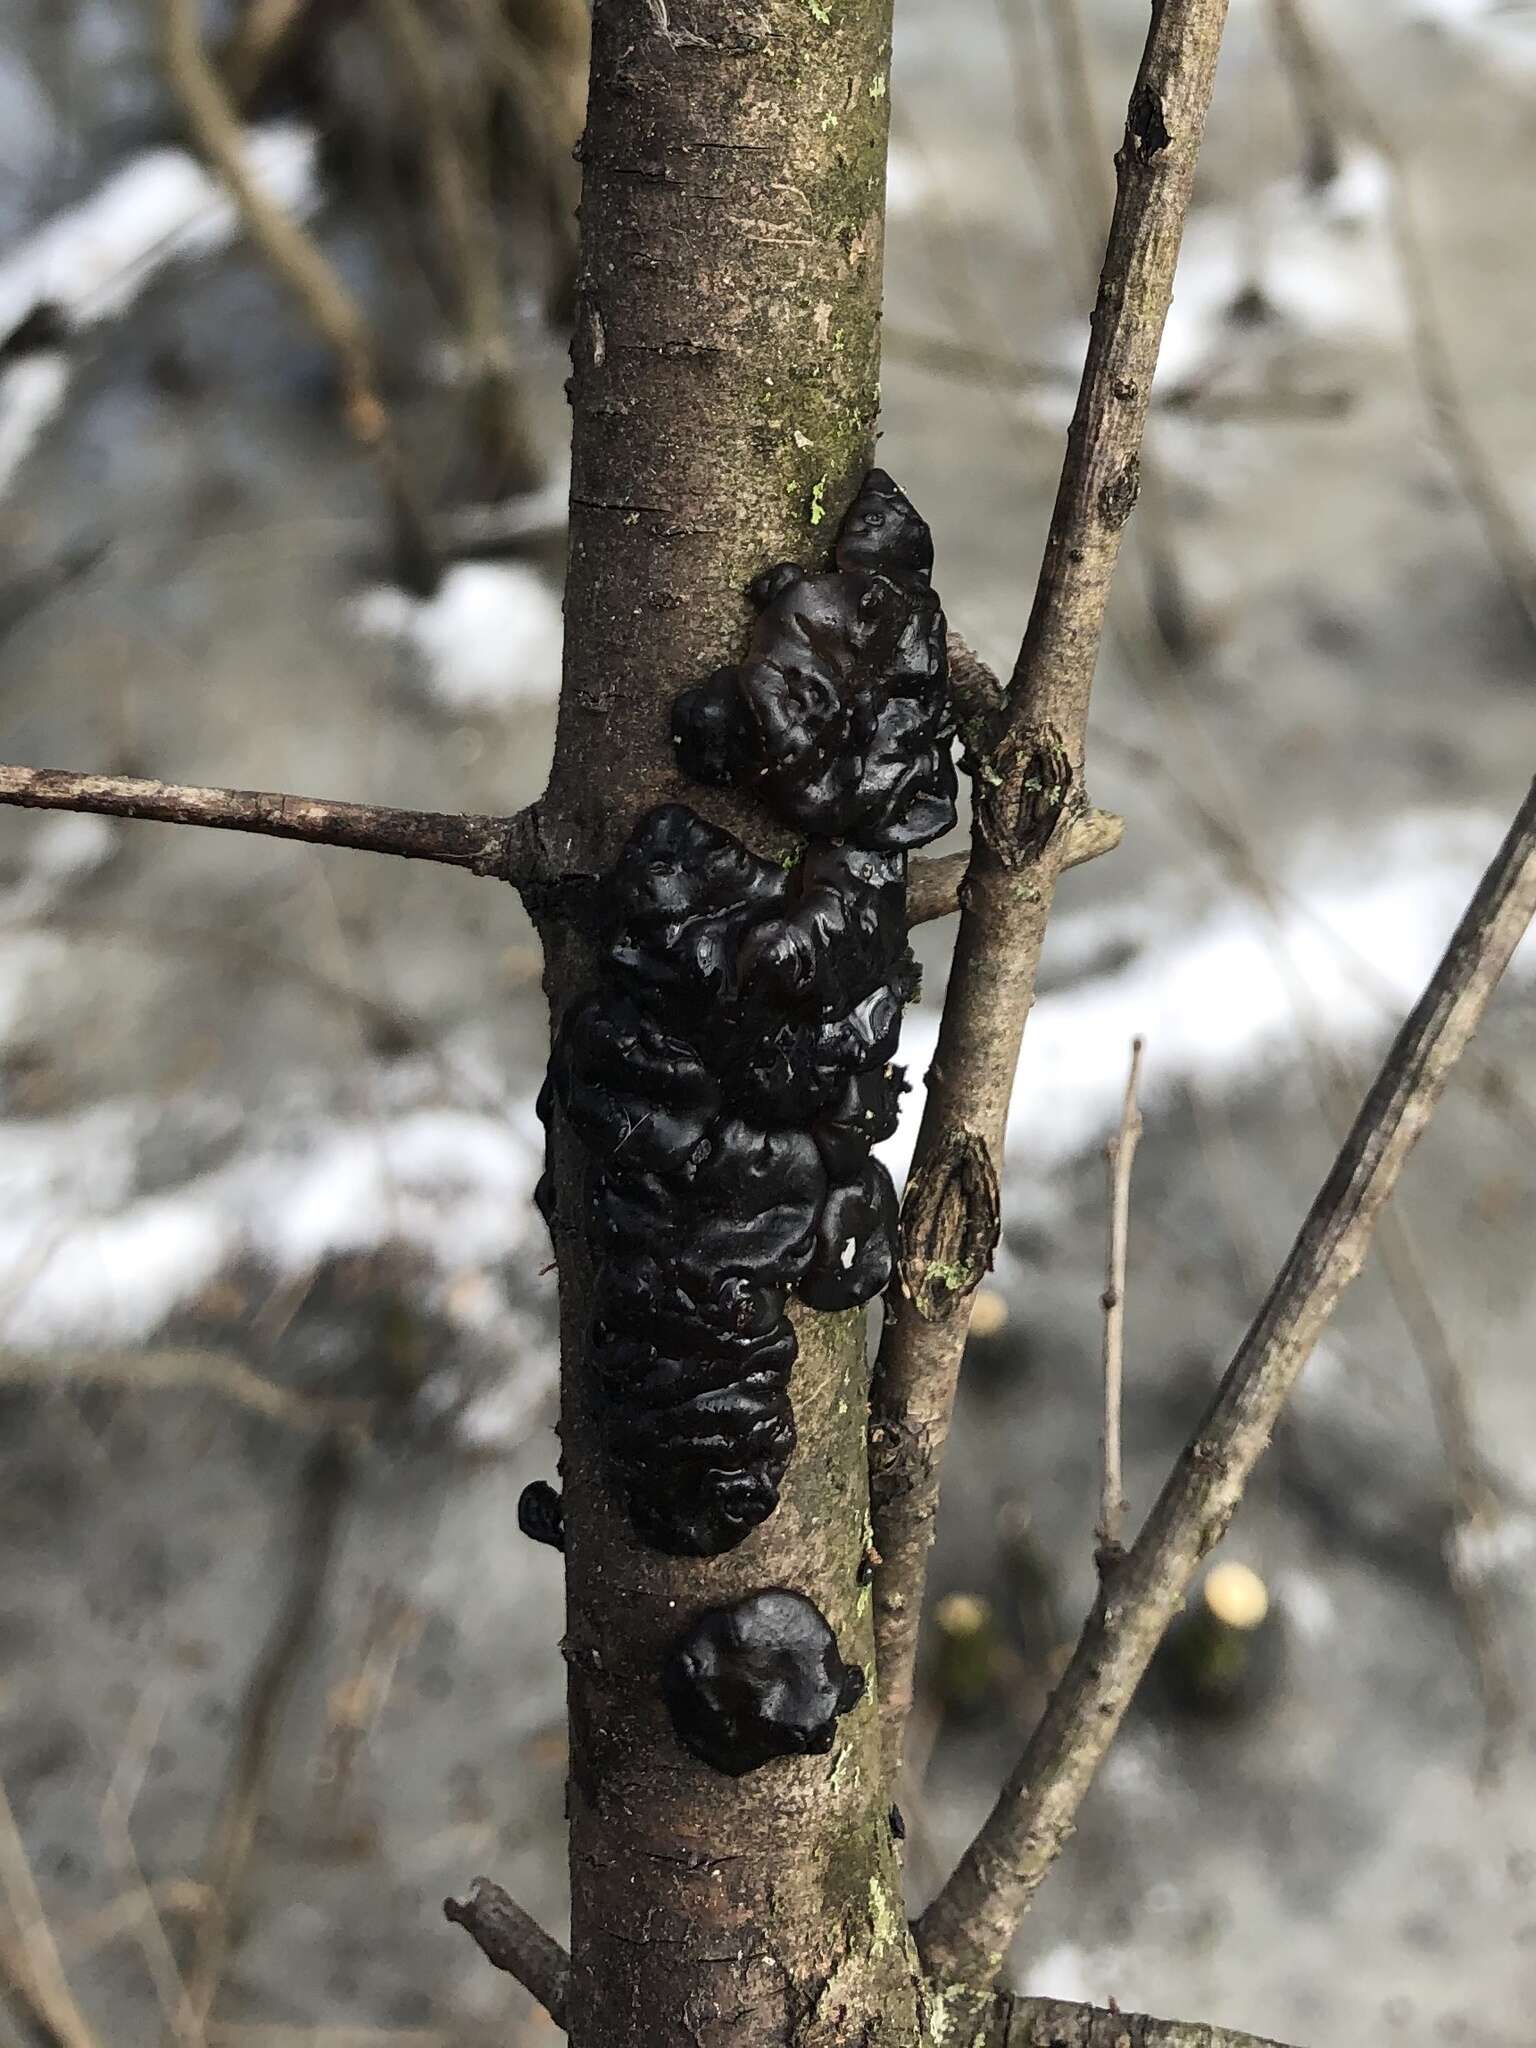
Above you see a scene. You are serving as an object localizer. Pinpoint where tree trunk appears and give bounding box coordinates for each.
[537,3,922,2042]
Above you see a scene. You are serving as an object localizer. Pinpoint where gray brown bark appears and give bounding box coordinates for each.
[538,5,922,2044]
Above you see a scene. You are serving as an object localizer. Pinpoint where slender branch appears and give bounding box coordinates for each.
[907,806,1124,926]
[0,1347,375,1439]
[994,1994,1297,2048]
[370,0,542,494]
[1268,0,1536,652]
[939,1979,1300,2048]
[219,0,310,106]
[0,765,552,892]
[159,0,436,586]
[916,779,1536,1983]
[183,1439,350,2033]
[871,0,1233,1762]
[161,0,381,447]
[0,1781,102,2048]
[1098,1037,1144,1566]
[443,1878,570,2032]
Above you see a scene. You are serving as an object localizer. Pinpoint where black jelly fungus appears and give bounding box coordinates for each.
[517,1480,565,1553]
[663,1589,866,1776]
[542,473,951,1554]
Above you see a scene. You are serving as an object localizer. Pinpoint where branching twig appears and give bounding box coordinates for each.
[0,766,551,894]
[0,1781,102,2048]
[994,1994,1298,2048]
[159,0,436,589]
[939,1978,1300,2048]
[219,0,310,107]
[1269,0,1536,651]
[1098,1037,1144,1568]
[443,1878,569,2032]
[0,757,1112,927]
[916,779,1536,1983]
[870,0,1234,1763]
[907,807,1123,926]
[370,0,541,495]
[182,1440,351,2034]
[0,1348,375,1439]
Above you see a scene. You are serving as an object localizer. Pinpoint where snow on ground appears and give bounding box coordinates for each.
[0,1024,549,1382]
[1,802,1518,1371]
[0,129,318,339]
[0,128,317,498]
[883,806,1531,1189]
[349,559,565,714]
[1148,150,1401,400]
[1406,0,1536,72]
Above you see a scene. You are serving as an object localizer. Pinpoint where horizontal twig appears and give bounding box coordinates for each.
[916,776,1536,1984]
[907,807,1123,926]
[0,765,545,889]
[998,1994,1297,2048]
[443,1878,569,2031]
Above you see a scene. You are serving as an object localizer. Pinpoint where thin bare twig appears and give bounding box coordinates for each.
[1100,623,1526,1752]
[1268,0,1536,650]
[1098,1037,1144,1567]
[0,766,548,892]
[443,1878,569,2031]
[100,1694,202,2047]
[219,0,310,107]
[159,0,436,587]
[370,0,541,495]
[0,1348,374,1439]
[160,0,379,447]
[936,1978,1300,2048]
[916,779,1536,1983]
[907,807,1124,925]
[1304,1054,1522,1766]
[0,1782,101,2048]
[870,0,1234,1764]
[182,1441,350,2036]
[995,1995,1297,2048]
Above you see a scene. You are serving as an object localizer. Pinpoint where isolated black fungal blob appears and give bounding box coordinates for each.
[518,1480,565,1552]
[543,472,952,1555]
[663,1590,866,1776]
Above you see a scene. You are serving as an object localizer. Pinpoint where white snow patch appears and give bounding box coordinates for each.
[0,129,318,338]
[1408,0,1536,71]
[884,144,929,219]
[0,129,317,495]
[350,560,564,714]
[1023,1943,1122,2006]
[882,806,1534,1189]
[0,811,116,922]
[0,1046,549,1352]
[1152,148,1401,398]
[0,350,68,496]
[1448,1509,1536,1584]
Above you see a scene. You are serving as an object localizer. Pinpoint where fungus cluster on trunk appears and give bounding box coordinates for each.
[528,471,952,1767]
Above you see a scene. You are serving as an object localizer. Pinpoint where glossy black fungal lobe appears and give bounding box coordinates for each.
[663,1590,866,1776]
[673,469,956,851]
[543,474,951,1554]
[517,1480,565,1552]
